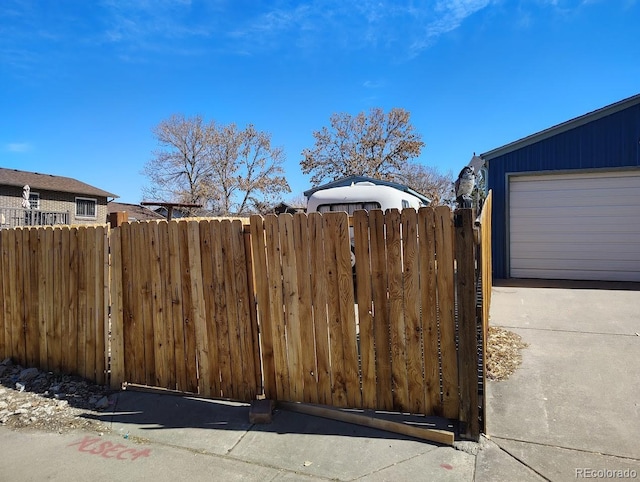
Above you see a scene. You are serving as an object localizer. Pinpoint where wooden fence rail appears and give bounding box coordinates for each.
[0,197,492,440]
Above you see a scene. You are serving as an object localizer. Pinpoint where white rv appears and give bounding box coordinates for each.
[306,181,429,215]
[306,178,430,267]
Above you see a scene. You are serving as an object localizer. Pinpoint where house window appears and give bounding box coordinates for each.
[76,197,97,218]
[29,192,40,210]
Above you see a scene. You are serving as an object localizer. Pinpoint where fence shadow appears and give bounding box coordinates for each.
[86,390,455,444]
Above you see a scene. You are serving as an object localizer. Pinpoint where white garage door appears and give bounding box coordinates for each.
[509,170,640,282]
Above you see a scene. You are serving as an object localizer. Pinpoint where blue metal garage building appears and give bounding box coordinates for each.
[481,94,640,282]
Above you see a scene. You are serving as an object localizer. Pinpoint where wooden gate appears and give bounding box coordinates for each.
[250,205,486,438]
[109,219,261,400]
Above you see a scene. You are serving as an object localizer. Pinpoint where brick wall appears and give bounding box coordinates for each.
[0,186,109,225]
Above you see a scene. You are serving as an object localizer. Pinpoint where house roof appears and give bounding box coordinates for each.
[0,167,117,198]
[107,202,165,221]
[481,93,640,161]
[303,174,431,204]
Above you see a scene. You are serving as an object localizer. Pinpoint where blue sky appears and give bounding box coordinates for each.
[1,0,639,204]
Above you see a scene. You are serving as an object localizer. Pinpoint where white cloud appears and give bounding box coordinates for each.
[363,80,385,89]
[5,143,32,153]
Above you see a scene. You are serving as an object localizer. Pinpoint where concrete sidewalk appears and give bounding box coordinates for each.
[0,386,539,481]
[485,280,640,481]
[0,390,476,481]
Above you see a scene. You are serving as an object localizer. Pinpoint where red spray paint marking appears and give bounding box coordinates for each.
[440,463,454,470]
[68,436,152,461]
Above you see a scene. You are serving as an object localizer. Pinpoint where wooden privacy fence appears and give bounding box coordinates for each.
[109,219,261,401]
[0,225,109,384]
[0,196,492,440]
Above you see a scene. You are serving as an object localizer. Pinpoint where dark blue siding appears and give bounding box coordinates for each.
[487,102,640,279]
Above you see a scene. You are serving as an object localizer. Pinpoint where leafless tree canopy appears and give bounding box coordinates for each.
[301,107,425,186]
[396,162,455,206]
[143,114,290,215]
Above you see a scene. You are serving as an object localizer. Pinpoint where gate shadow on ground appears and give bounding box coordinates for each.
[494,278,640,291]
[84,389,455,444]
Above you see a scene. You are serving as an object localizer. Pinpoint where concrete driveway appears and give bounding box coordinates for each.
[483,279,640,481]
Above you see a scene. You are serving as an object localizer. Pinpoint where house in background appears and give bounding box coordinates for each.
[107,201,165,223]
[0,167,117,228]
[483,93,640,282]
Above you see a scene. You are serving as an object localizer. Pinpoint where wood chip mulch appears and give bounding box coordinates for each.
[486,326,528,381]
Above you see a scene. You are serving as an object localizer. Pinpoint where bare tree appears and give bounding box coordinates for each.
[301,107,425,186]
[396,162,455,206]
[143,115,290,215]
[208,123,290,214]
[142,114,218,213]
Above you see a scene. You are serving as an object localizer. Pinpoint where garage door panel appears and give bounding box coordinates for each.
[511,204,640,218]
[510,268,640,282]
[509,222,640,235]
[511,258,640,272]
[509,191,639,208]
[509,171,640,281]
[511,232,639,244]
[511,243,640,259]
[511,216,640,232]
[510,173,640,191]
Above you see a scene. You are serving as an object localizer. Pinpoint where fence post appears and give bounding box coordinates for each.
[109,211,128,228]
[455,208,480,440]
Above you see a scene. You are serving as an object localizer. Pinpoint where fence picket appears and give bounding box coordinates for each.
[386,209,409,412]
[199,221,220,397]
[187,220,208,397]
[369,209,393,411]
[168,221,187,391]
[25,228,39,367]
[119,223,135,383]
[323,213,348,407]
[279,214,304,401]
[293,213,317,404]
[222,220,244,399]
[60,227,71,373]
[139,223,156,387]
[158,221,176,391]
[85,226,97,382]
[0,231,5,358]
[35,228,48,371]
[335,213,360,408]
[149,221,168,389]
[212,220,233,398]
[264,214,290,401]
[109,227,125,389]
[402,208,425,414]
[435,207,459,420]
[178,221,198,393]
[418,208,440,414]
[76,227,89,379]
[353,210,376,409]
[97,226,108,386]
[231,219,257,401]
[250,215,276,399]
[67,227,79,377]
[308,213,331,405]
[455,209,479,439]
